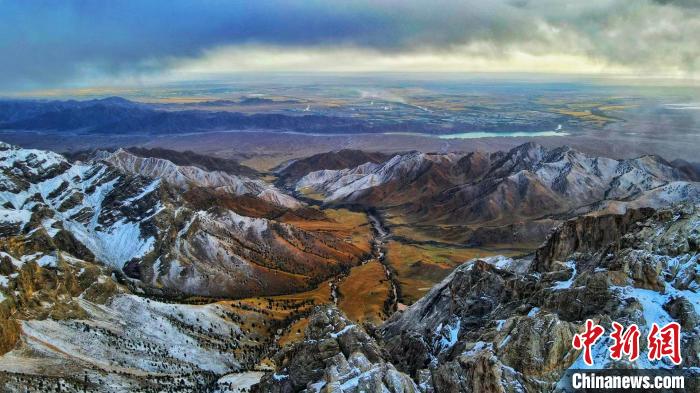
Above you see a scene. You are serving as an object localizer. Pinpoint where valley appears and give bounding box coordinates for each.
[0,139,698,392]
[4,1,700,391]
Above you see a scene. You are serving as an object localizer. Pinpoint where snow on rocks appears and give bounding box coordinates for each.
[0,142,165,268]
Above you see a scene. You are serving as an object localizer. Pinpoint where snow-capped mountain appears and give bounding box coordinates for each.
[0,141,372,391]
[0,142,162,268]
[297,143,696,215]
[0,142,364,299]
[295,143,700,246]
[101,148,302,209]
[295,151,459,202]
[276,149,391,187]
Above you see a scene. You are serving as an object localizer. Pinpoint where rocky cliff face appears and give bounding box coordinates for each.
[255,306,418,393]
[259,202,700,392]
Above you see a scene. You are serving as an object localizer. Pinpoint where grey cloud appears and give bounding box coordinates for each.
[0,0,699,90]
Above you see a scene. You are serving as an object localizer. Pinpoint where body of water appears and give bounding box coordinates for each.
[437,130,569,139]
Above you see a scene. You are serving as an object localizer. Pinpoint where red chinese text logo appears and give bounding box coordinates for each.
[572,320,682,366]
[609,322,640,361]
[572,319,605,366]
[647,322,682,365]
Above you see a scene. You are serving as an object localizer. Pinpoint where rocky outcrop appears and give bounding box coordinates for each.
[532,207,656,272]
[256,306,418,393]
[373,203,700,392]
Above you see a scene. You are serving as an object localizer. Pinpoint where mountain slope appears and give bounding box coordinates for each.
[0,142,366,299]
[0,242,281,392]
[0,141,164,268]
[100,148,302,209]
[296,151,460,204]
[126,146,260,178]
[276,149,391,188]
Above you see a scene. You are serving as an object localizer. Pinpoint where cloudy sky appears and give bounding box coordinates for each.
[1,0,699,91]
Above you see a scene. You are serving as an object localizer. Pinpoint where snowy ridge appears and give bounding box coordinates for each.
[103,149,302,208]
[0,142,161,267]
[295,144,700,224]
[296,151,432,201]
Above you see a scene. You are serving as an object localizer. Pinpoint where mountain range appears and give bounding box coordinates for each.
[1,141,698,392]
[293,142,700,246]
[0,143,366,300]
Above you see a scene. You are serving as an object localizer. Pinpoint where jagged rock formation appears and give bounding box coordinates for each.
[380,203,700,392]
[260,203,700,392]
[255,306,418,393]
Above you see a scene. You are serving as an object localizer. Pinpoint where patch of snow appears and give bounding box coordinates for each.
[36,254,57,267]
[495,320,506,331]
[0,208,32,227]
[330,324,356,338]
[214,371,265,393]
[434,318,461,353]
[551,260,577,290]
[307,380,327,393]
[463,341,492,357]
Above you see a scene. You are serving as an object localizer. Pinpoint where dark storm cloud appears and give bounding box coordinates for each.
[652,0,700,8]
[0,0,699,90]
